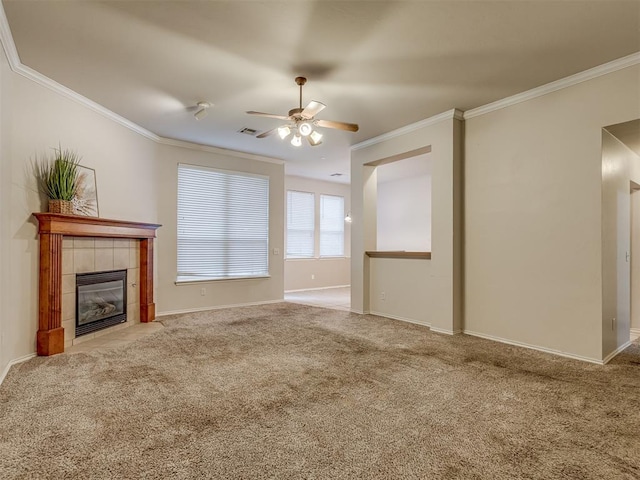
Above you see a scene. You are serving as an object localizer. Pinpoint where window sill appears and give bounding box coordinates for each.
[175,275,271,285]
[286,257,350,261]
[365,251,431,259]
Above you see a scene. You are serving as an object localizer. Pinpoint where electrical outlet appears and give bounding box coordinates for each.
[200,288,206,296]
[273,248,280,255]
[381,291,386,301]
[311,274,315,280]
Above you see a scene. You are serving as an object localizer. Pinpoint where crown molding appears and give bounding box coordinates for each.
[351,108,463,151]
[0,2,159,141]
[10,62,283,164]
[0,1,18,66]
[464,51,640,119]
[16,63,161,141]
[0,1,284,165]
[157,137,285,165]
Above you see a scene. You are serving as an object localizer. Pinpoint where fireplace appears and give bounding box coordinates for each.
[76,270,127,336]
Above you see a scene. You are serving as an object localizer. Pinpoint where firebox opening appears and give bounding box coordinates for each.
[76,269,127,336]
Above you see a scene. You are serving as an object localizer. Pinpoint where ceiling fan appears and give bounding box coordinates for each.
[246,77,359,147]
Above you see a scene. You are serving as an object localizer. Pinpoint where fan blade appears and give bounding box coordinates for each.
[315,119,359,132]
[301,101,326,119]
[257,128,278,139]
[246,111,289,120]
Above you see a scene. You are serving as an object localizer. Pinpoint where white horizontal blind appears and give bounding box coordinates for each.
[320,194,345,257]
[286,190,315,258]
[177,164,269,280]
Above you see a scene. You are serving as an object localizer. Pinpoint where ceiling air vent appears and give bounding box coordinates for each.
[330,173,343,177]
[238,127,259,136]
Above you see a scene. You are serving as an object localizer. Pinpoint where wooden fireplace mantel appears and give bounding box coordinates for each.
[33,213,162,356]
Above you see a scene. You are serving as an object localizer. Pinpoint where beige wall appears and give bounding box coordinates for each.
[0,41,285,377]
[0,45,9,375]
[377,173,432,251]
[632,190,640,331]
[284,176,350,291]
[351,113,463,334]
[156,145,284,314]
[601,129,640,357]
[368,258,432,326]
[464,65,640,362]
[0,44,158,377]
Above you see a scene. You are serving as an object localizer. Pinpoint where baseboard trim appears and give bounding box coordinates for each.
[0,353,37,387]
[431,326,462,336]
[157,299,284,317]
[463,329,603,364]
[630,328,640,336]
[285,285,350,293]
[368,310,431,328]
[602,340,633,365]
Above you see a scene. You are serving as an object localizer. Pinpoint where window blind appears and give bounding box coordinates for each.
[320,194,345,257]
[286,190,315,258]
[177,164,269,280]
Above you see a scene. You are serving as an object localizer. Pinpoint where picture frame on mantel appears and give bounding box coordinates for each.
[73,165,99,217]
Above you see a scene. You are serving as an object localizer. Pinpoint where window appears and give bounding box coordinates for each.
[177,164,269,281]
[286,190,315,258]
[320,194,345,257]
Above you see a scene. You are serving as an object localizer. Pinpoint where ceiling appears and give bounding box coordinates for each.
[3,1,640,183]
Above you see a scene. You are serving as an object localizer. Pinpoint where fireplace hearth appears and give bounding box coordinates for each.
[76,270,127,336]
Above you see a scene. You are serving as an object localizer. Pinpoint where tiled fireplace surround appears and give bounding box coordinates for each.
[33,213,161,356]
[62,237,140,347]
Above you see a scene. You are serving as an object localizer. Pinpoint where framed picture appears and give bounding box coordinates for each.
[73,166,99,217]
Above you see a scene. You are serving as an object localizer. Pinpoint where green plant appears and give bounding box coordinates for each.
[34,146,82,201]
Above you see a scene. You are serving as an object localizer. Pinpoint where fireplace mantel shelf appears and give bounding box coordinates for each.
[33,213,161,239]
[33,213,162,356]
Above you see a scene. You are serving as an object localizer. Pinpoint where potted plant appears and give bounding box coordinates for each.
[34,146,82,214]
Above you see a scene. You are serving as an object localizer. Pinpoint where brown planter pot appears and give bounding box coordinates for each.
[48,199,74,215]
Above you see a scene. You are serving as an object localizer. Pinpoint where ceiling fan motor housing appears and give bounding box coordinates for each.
[288,107,304,118]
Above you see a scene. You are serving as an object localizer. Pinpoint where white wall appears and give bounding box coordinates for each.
[377,174,432,251]
[284,176,350,291]
[0,40,285,379]
[601,129,640,356]
[464,64,640,362]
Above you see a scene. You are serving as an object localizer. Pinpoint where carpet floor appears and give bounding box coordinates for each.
[1,303,639,479]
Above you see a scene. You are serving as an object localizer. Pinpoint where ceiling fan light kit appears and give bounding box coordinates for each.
[298,122,313,136]
[291,134,302,147]
[309,130,323,146]
[247,76,359,148]
[278,126,291,139]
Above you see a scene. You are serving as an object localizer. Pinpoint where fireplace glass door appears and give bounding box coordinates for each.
[76,270,127,336]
